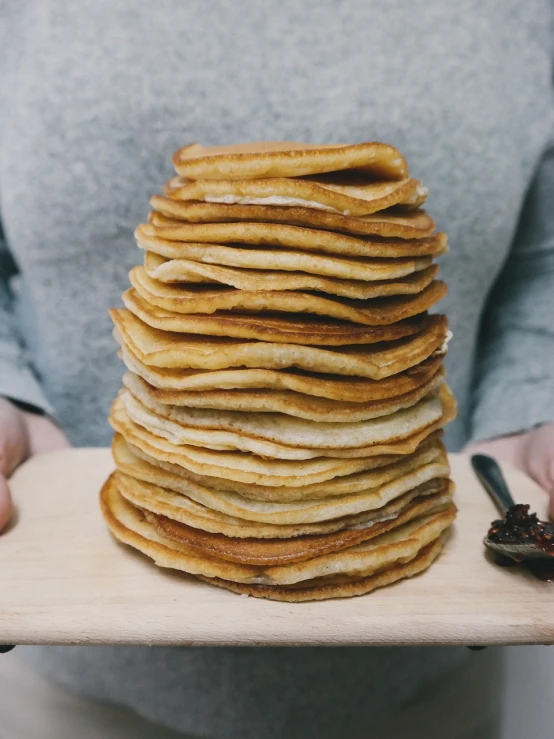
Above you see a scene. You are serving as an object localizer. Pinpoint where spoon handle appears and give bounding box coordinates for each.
[471,454,516,515]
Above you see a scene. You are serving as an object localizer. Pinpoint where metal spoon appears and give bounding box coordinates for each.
[471,454,554,562]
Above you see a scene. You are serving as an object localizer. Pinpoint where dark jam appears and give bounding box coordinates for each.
[488,504,554,554]
[488,504,554,582]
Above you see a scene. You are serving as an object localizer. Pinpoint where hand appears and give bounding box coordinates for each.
[0,398,70,531]
[467,422,554,517]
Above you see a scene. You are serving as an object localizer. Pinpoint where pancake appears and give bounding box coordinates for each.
[116,334,444,401]
[110,309,448,378]
[119,386,454,460]
[102,136,455,602]
[112,431,445,502]
[112,388,455,472]
[109,397,452,487]
[113,436,451,527]
[137,226,441,278]
[163,174,427,217]
[110,401,406,486]
[116,468,451,541]
[144,253,440,300]
[122,470,450,528]
[121,367,445,423]
[123,287,434,346]
[101,474,455,586]
[145,489,452,565]
[129,265,446,328]
[138,225,445,276]
[196,537,446,601]
[148,210,437,248]
[113,437,451,540]
[171,141,409,180]
[150,196,436,240]
[121,381,449,456]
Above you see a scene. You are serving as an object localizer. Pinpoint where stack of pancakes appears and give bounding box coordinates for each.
[101,141,457,602]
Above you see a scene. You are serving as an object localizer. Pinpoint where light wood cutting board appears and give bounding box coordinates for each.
[1,449,553,647]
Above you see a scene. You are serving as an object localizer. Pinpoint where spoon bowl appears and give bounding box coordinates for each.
[471,455,554,564]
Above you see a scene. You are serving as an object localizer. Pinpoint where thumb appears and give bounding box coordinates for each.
[0,474,12,532]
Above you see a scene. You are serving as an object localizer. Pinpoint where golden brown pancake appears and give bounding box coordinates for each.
[137,225,442,277]
[109,395,452,488]
[196,537,446,602]
[114,441,450,539]
[171,141,409,180]
[143,252,439,300]
[129,265,446,328]
[115,331,444,401]
[148,208,436,243]
[137,225,444,275]
[110,308,448,378]
[145,487,453,565]
[120,382,449,457]
[121,367,445,423]
[163,174,427,217]
[123,287,434,346]
[112,431,446,503]
[150,196,437,240]
[101,474,455,588]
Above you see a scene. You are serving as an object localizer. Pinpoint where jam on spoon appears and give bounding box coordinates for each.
[471,455,554,582]
[488,504,554,555]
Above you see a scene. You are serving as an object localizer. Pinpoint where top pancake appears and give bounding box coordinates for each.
[163,175,427,217]
[103,476,449,599]
[172,141,408,180]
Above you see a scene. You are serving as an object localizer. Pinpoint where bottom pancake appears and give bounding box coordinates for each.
[101,474,455,593]
[196,536,446,602]
[143,485,453,565]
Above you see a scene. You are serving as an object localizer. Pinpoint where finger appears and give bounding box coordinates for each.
[23,413,70,456]
[0,475,12,532]
[0,405,30,477]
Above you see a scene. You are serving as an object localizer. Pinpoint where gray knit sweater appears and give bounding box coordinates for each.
[2,1,554,737]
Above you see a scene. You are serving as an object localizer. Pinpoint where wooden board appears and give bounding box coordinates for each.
[1,449,553,647]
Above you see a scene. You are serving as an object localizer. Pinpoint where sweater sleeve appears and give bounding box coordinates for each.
[470,139,554,442]
[0,222,53,414]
